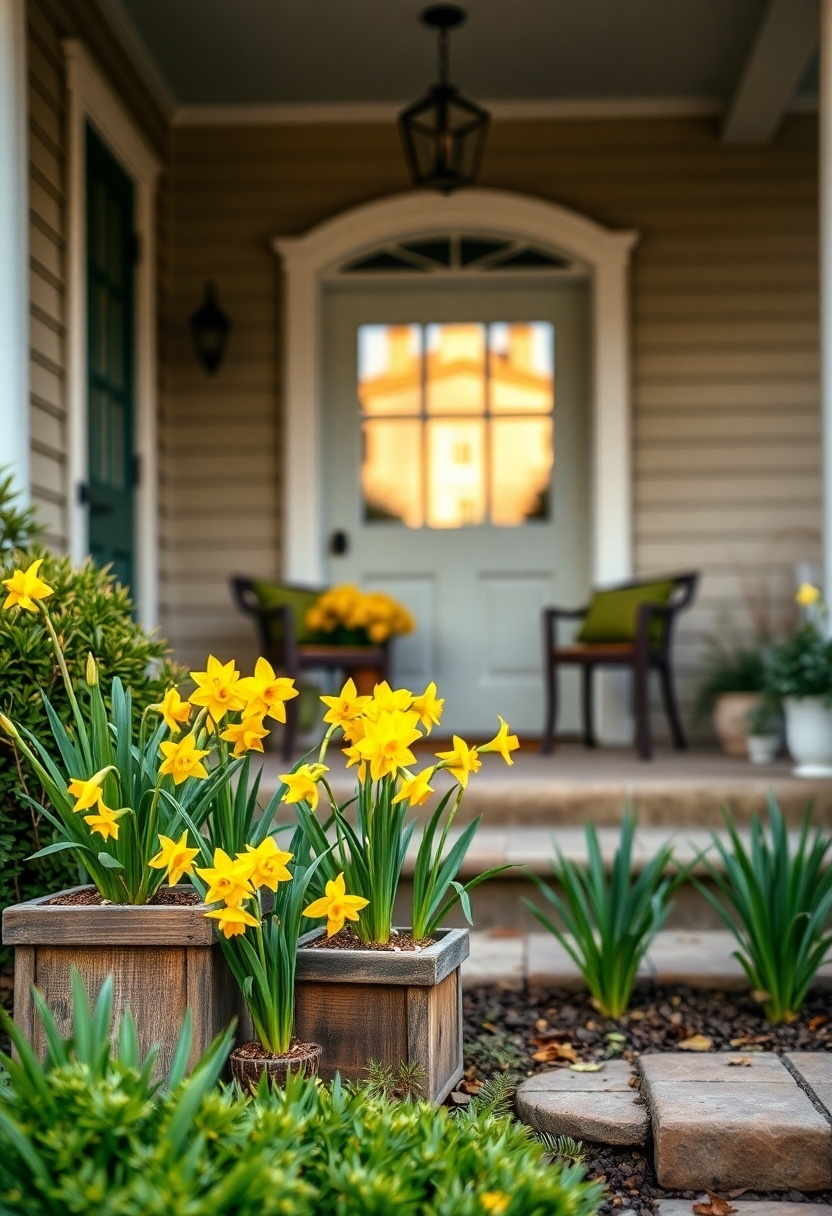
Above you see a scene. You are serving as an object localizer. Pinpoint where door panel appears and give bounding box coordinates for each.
[86,125,135,592]
[322,279,590,735]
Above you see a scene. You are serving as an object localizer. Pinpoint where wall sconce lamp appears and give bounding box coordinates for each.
[189,281,231,375]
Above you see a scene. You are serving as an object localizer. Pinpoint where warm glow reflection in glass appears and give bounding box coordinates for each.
[357,321,554,528]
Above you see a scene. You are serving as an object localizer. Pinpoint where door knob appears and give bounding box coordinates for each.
[329,529,349,556]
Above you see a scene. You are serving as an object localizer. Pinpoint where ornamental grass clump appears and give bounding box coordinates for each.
[523,813,682,1017]
[696,796,832,1023]
[284,677,517,944]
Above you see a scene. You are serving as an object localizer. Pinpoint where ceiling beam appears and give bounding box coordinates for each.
[722,0,818,144]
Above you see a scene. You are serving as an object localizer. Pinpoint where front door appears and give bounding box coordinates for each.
[322,279,590,735]
[86,124,135,591]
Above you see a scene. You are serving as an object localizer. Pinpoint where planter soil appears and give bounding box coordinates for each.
[229,1039,321,1091]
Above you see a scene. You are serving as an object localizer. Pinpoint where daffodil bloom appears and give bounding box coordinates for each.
[320,677,371,727]
[196,847,256,906]
[220,713,269,757]
[245,836,293,891]
[236,657,298,723]
[158,733,210,784]
[436,735,482,788]
[2,558,54,612]
[363,681,414,722]
[355,709,422,781]
[796,582,822,608]
[480,1194,510,1215]
[341,715,366,745]
[279,763,329,811]
[412,681,444,734]
[303,871,369,937]
[478,716,520,766]
[392,768,435,807]
[152,687,192,734]
[67,769,110,812]
[83,803,122,841]
[148,830,200,885]
[342,742,367,783]
[188,655,246,722]
[205,903,260,939]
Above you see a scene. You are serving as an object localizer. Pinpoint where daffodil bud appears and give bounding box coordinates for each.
[0,712,19,740]
[86,653,98,686]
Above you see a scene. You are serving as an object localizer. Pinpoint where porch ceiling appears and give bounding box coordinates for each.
[116,0,818,109]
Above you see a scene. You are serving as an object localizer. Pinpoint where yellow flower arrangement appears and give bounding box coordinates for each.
[305,583,415,644]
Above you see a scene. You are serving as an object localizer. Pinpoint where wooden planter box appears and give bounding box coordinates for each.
[293,926,468,1102]
[2,887,236,1076]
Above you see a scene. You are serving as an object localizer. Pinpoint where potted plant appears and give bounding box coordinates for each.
[279,678,516,1100]
[745,699,781,765]
[0,558,298,1070]
[694,637,767,756]
[766,585,832,777]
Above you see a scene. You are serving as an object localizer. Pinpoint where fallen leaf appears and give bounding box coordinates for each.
[628,1075,640,1089]
[534,1018,548,1032]
[570,1061,604,1072]
[726,1056,752,1067]
[530,1030,570,1046]
[481,1021,498,1034]
[629,1010,646,1021]
[692,1193,737,1216]
[532,1041,578,1063]
[606,1032,626,1043]
[809,1015,828,1032]
[678,1034,713,1052]
[459,1078,482,1095]
[750,989,771,1005]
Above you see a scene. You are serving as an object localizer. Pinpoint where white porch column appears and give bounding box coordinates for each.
[0,0,29,497]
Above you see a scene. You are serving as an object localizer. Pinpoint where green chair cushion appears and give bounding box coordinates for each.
[251,581,322,644]
[576,580,676,645]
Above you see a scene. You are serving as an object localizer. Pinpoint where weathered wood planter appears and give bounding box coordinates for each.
[2,887,236,1076]
[293,926,468,1102]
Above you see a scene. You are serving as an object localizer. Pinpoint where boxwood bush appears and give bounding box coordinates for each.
[0,972,603,1216]
[0,476,182,965]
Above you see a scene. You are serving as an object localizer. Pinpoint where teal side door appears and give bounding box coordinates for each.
[86,124,135,592]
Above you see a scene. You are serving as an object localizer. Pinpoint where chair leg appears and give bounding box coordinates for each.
[541,657,558,754]
[633,658,652,761]
[282,694,299,761]
[659,662,687,750]
[582,665,596,748]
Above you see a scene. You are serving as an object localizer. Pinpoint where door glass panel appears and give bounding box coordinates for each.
[490,417,554,525]
[426,419,486,527]
[425,323,486,414]
[362,419,423,526]
[489,322,554,413]
[358,324,421,415]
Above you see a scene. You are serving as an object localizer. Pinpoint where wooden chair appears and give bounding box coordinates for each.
[231,577,391,760]
[540,572,699,760]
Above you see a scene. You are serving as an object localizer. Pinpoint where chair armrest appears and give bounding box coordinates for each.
[543,605,589,650]
[635,600,683,656]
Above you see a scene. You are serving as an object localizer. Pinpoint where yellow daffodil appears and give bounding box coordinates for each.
[158,733,210,785]
[236,657,298,723]
[220,713,269,758]
[148,830,200,885]
[412,681,444,734]
[66,768,111,812]
[367,681,414,717]
[245,837,293,891]
[279,763,329,812]
[392,768,435,807]
[303,871,369,937]
[436,735,482,788]
[188,655,246,722]
[355,709,422,781]
[2,558,54,612]
[83,803,122,842]
[480,1194,510,1215]
[206,904,260,939]
[196,847,256,906]
[152,687,192,734]
[478,716,520,766]
[341,715,366,745]
[342,742,367,783]
[320,677,371,727]
[796,582,822,608]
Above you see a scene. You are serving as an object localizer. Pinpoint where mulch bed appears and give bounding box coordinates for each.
[233,1038,318,1060]
[47,886,201,906]
[460,984,832,1213]
[305,926,435,952]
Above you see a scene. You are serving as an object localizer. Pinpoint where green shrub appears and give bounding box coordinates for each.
[696,797,832,1023]
[765,625,832,703]
[523,813,682,1017]
[0,482,182,958]
[693,637,767,721]
[0,972,603,1216]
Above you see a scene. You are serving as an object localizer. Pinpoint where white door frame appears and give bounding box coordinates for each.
[63,39,161,629]
[274,188,638,739]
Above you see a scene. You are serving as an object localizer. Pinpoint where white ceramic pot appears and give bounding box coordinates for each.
[746,734,779,765]
[784,697,832,777]
[713,693,762,757]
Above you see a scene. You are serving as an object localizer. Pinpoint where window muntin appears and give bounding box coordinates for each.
[358,321,554,529]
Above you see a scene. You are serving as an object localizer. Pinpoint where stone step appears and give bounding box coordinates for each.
[658,1203,832,1216]
[515,1060,648,1145]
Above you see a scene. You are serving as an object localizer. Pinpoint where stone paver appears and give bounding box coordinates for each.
[461,931,525,989]
[515,1060,648,1145]
[639,1053,832,1192]
[658,1204,832,1216]
[786,1051,832,1117]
